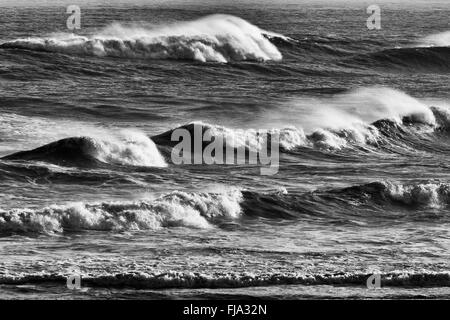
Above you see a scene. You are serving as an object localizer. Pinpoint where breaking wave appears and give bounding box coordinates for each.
[2,130,167,168]
[152,87,450,154]
[1,179,449,236]
[0,14,283,63]
[0,189,243,234]
[337,181,450,209]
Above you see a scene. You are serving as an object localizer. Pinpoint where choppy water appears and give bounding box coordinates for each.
[0,0,449,299]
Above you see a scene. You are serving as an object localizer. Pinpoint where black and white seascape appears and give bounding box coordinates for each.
[0,0,449,299]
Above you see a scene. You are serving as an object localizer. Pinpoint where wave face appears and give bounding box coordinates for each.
[2,130,167,168]
[0,14,283,63]
[0,189,242,234]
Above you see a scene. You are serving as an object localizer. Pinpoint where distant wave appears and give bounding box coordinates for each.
[1,270,448,289]
[265,31,450,73]
[0,15,283,63]
[0,189,243,234]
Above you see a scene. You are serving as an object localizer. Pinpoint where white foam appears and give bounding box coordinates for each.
[308,128,348,150]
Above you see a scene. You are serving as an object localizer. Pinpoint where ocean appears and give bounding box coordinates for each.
[0,0,449,299]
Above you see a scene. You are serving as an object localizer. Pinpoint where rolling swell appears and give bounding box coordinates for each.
[347,46,450,72]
